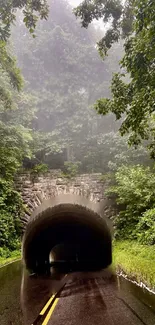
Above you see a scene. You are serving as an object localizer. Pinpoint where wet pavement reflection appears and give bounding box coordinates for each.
[0,261,23,325]
[0,261,155,325]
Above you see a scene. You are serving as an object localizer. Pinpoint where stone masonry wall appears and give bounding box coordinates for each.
[15,170,115,229]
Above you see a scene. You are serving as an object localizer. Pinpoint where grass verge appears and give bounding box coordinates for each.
[0,250,21,267]
[113,240,155,291]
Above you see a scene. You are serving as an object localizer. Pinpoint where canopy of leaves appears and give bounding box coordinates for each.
[0,0,48,41]
[0,0,49,109]
[74,0,133,56]
[0,43,23,109]
[76,1,155,156]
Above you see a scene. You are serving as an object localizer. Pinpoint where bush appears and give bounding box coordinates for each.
[30,163,48,182]
[32,163,48,174]
[0,247,11,258]
[0,178,23,250]
[62,161,81,178]
[106,165,155,244]
[136,209,155,245]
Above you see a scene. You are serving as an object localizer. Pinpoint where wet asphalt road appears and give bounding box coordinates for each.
[49,275,155,325]
[0,262,155,325]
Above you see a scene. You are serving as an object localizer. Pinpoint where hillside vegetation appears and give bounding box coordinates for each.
[0,0,154,288]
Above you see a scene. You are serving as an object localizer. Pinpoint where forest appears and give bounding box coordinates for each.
[0,0,155,287]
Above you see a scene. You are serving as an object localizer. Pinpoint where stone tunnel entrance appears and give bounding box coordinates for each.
[22,194,112,274]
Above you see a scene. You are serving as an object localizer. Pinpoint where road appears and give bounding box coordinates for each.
[0,262,155,325]
[26,270,155,325]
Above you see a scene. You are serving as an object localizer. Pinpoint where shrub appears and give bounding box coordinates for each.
[106,165,155,244]
[136,209,155,245]
[30,163,48,182]
[0,178,23,250]
[62,161,81,178]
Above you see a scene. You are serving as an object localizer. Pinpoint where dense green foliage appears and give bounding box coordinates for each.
[0,94,33,251]
[0,0,154,265]
[107,165,155,245]
[0,69,35,251]
[0,179,22,250]
[62,161,81,178]
[75,0,155,253]
[81,132,150,173]
[12,0,151,173]
[74,0,133,56]
[0,0,48,41]
[0,0,48,252]
[0,0,48,116]
[0,42,23,110]
[0,249,20,265]
[11,0,125,171]
[76,0,155,155]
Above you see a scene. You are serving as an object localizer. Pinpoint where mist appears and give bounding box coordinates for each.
[0,0,155,317]
[9,0,150,174]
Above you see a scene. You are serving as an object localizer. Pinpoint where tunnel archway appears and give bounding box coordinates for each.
[22,194,112,274]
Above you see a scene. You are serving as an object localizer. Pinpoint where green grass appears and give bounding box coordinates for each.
[113,240,155,290]
[0,250,21,267]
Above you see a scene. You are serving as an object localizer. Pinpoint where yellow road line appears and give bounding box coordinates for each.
[40,295,55,315]
[40,274,67,316]
[32,274,67,325]
[42,298,59,325]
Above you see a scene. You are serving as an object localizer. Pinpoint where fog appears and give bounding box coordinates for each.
[10,0,149,174]
[69,0,81,6]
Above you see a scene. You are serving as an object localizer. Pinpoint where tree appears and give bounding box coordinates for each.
[81,132,151,173]
[75,1,155,156]
[0,75,34,252]
[0,0,48,108]
[74,0,133,56]
[0,0,48,252]
[12,0,123,170]
[0,0,48,41]
[0,43,23,110]
[0,119,33,252]
[0,122,32,180]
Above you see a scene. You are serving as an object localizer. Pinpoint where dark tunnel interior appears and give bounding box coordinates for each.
[22,195,112,274]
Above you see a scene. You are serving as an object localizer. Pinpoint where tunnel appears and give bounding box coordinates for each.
[22,194,112,274]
